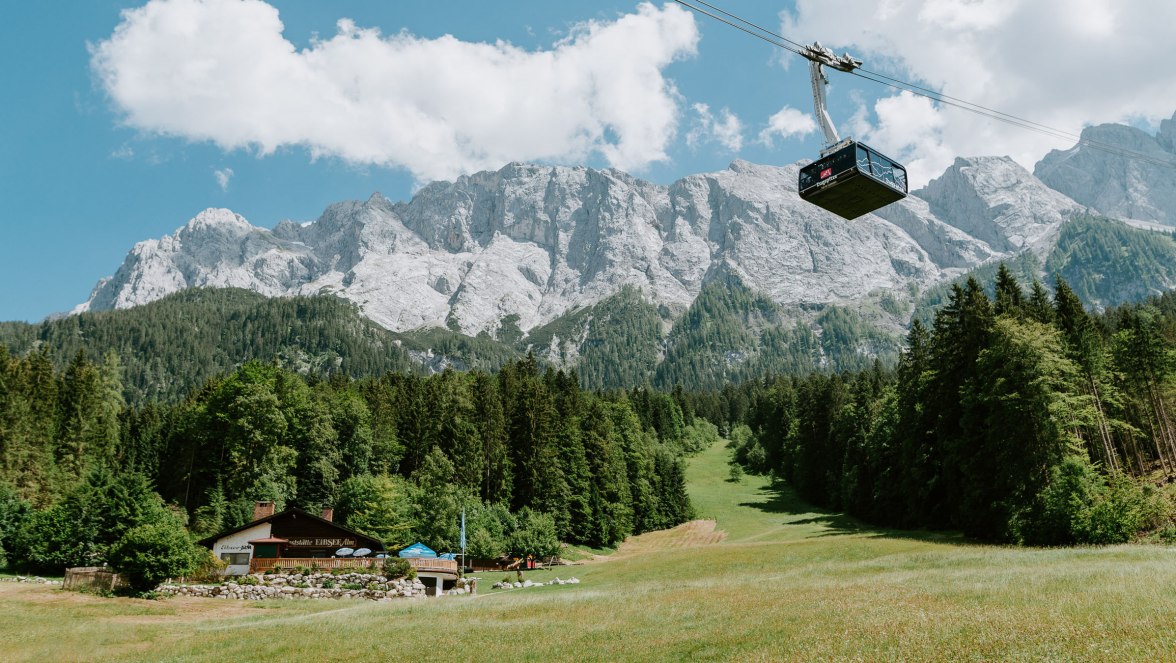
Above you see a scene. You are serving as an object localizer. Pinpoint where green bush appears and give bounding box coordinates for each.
[237,574,260,586]
[9,506,92,574]
[1075,473,1167,544]
[1016,455,1169,545]
[680,421,721,454]
[507,508,560,559]
[727,463,744,484]
[107,520,203,592]
[341,582,363,590]
[0,482,29,568]
[321,579,336,589]
[382,557,416,580]
[187,550,227,583]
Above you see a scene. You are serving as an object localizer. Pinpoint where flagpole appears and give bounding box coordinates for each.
[460,508,467,573]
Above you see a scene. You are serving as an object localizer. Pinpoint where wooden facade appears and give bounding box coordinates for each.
[198,507,387,576]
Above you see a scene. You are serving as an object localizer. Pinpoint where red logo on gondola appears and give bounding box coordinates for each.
[820,167,833,180]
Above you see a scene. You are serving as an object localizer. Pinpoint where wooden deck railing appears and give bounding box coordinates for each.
[249,556,459,575]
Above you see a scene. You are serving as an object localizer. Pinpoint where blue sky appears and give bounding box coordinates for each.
[3,0,1175,322]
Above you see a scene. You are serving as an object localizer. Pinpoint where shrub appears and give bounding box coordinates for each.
[507,508,560,559]
[382,557,416,580]
[727,463,744,484]
[9,506,95,574]
[107,520,203,592]
[188,550,227,583]
[744,442,767,474]
[0,482,29,568]
[1016,455,1170,545]
[237,575,260,586]
[1075,473,1167,544]
[321,579,336,589]
[679,421,720,454]
[341,582,363,590]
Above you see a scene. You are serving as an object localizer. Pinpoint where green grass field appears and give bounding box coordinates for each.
[2,440,1175,661]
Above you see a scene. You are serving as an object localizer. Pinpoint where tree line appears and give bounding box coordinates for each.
[730,265,1176,544]
[0,288,415,406]
[0,351,702,575]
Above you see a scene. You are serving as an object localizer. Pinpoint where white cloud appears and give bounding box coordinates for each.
[687,103,744,151]
[782,0,1176,185]
[110,144,134,159]
[757,106,816,146]
[91,0,699,183]
[213,167,233,191]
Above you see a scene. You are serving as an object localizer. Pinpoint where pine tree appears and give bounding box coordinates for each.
[1054,276,1122,472]
[928,278,993,527]
[471,371,511,504]
[1026,280,1055,325]
[962,318,1086,539]
[994,263,1025,317]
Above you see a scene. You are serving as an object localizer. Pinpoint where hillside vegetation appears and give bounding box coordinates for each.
[0,289,414,405]
[0,280,906,399]
[1,439,1174,661]
[728,266,1176,544]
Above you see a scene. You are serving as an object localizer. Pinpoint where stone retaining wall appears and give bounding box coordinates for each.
[0,576,62,585]
[161,571,429,602]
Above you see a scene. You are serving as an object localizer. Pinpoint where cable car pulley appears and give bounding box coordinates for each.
[796,42,909,220]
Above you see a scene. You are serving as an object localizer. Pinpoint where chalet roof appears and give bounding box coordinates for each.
[247,537,289,544]
[196,508,382,550]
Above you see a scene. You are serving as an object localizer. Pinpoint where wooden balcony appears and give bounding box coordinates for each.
[249,556,459,575]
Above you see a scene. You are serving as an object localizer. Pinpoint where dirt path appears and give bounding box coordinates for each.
[588,519,726,562]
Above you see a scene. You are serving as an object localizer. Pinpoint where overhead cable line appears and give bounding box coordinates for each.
[671,0,1176,170]
[672,0,805,57]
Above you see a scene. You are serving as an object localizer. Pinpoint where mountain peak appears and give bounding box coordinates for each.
[74,142,1148,336]
[184,208,252,232]
[1035,116,1176,224]
[917,155,1078,254]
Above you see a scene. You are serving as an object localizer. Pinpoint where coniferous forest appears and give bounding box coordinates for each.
[729,266,1176,544]
[2,264,1176,581]
[0,349,701,574]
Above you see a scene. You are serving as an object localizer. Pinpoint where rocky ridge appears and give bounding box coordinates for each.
[74,156,1083,338]
[1035,111,1176,225]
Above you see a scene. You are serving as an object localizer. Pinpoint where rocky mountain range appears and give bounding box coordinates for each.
[71,114,1176,377]
[1036,111,1176,226]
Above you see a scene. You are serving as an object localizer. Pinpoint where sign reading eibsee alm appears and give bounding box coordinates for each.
[287,538,358,548]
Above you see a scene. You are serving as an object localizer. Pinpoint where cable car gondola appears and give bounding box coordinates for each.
[795,43,908,219]
[798,140,907,220]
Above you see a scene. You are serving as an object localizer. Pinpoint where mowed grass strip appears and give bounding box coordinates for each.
[1,439,1174,661]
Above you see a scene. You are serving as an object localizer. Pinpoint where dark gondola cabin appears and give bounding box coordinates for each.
[798,141,908,220]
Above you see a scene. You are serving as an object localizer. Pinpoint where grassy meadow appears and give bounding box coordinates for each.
[2,440,1175,661]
